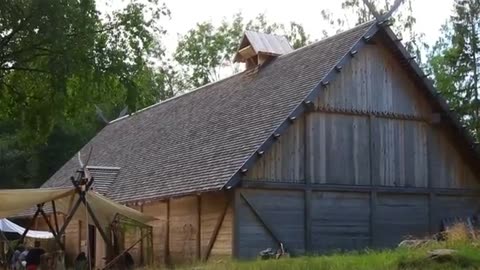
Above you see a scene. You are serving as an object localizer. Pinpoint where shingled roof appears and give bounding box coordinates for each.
[41,20,480,203]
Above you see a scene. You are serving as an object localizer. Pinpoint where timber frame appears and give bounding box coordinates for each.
[15,173,113,259]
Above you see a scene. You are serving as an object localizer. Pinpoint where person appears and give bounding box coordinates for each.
[25,241,45,270]
[11,245,24,270]
[124,252,134,270]
[73,252,88,270]
[18,246,30,270]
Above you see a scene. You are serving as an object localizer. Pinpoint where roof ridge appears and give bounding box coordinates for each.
[278,20,375,59]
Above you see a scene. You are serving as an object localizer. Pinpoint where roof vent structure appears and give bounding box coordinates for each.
[233,31,293,70]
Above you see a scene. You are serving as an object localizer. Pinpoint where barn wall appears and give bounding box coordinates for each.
[236,39,480,258]
[235,188,480,258]
[247,118,305,183]
[235,189,305,258]
[54,191,231,267]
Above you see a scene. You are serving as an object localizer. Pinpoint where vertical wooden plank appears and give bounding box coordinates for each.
[369,191,377,247]
[197,195,201,260]
[304,190,312,253]
[233,190,241,259]
[429,193,436,234]
[369,115,377,186]
[304,114,312,253]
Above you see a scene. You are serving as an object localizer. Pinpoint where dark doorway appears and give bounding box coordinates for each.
[88,225,96,268]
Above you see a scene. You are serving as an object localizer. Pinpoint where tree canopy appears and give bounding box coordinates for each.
[428,0,480,141]
[174,13,311,88]
[0,0,174,187]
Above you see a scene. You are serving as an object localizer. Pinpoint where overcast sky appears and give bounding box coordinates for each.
[101,0,454,54]
[156,0,454,52]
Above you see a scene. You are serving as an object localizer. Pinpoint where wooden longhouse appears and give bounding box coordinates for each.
[40,20,480,266]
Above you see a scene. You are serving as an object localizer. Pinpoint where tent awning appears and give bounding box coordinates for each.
[0,219,53,239]
[0,187,155,228]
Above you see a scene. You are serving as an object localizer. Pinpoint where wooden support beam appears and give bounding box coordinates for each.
[240,193,285,248]
[51,200,60,234]
[241,181,480,196]
[57,196,83,237]
[197,195,201,261]
[237,45,256,61]
[315,106,427,122]
[233,191,240,258]
[83,199,110,254]
[38,205,65,250]
[103,233,150,270]
[17,207,41,247]
[203,199,230,261]
[165,199,171,266]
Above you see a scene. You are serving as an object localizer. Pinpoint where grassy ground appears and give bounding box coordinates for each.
[177,244,480,270]
[142,226,480,270]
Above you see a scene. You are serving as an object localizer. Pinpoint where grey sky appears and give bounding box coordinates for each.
[158,0,453,52]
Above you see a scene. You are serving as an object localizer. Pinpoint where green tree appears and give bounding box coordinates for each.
[0,0,174,187]
[428,0,480,140]
[174,13,310,88]
[321,0,427,63]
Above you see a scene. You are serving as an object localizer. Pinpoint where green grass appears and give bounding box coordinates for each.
[152,241,480,270]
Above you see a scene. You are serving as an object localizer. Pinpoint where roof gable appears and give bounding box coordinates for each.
[43,21,375,202]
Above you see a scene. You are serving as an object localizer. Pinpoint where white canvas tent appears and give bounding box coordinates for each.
[0,187,155,228]
[0,219,53,239]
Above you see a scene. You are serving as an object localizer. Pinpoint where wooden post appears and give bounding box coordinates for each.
[196,195,201,261]
[38,205,65,250]
[233,190,241,259]
[165,199,171,266]
[304,114,312,253]
[18,208,41,247]
[51,200,60,234]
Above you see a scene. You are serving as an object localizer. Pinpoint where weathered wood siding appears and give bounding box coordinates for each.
[58,192,232,266]
[169,196,199,263]
[201,193,233,259]
[371,119,428,187]
[428,128,478,188]
[374,194,429,248]
[247,119,305,182]
[244,41,478,189]
[315,41,430,117]
[142,202,168,265]
[307,114,371,185]
[235,188,479,259]
[311,192,370,252]
[236,189,305,258]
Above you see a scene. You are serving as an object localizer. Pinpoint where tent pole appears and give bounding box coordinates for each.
[82,198,110,250]
[38,205,65,250]
[51,200,60,234]
[17,207,41,248]
[57,197,82,238]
